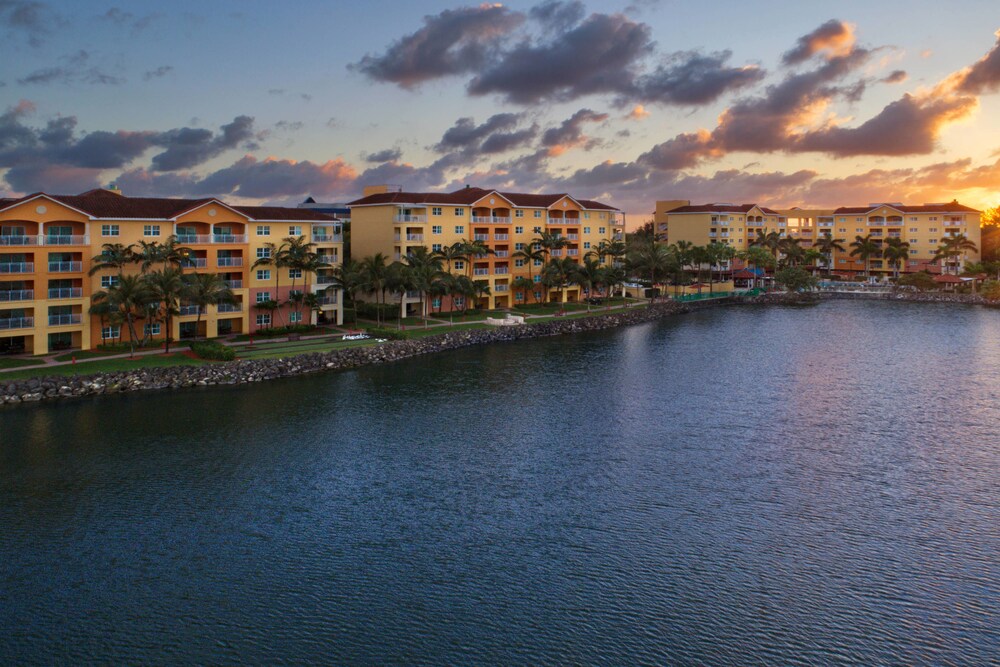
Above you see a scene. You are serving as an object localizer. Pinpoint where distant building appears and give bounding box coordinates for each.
[298,197,350,222]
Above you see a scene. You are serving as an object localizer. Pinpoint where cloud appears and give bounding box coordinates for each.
[541,108,608,155]
[638,130,716,170]
[529,0,585,30]
[364,148,403,163]
[626,105,650,120]
[881,69,907,84]
[957,28,1000,94]
[143,65,173,81]
[350,4,525,88]
[433,113,532,154]
[782,19,856,65]
[274,120,304,133]
[468,11,653,104]
[100,6,161,34]
[628,50,765,106]
[149,116,256,171]
[0,0,58,47]
[18,50,124,86]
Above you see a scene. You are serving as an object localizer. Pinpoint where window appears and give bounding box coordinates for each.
[454,260,464,270]
[101,326,120,339]
[432,225,443,234]
[286,268,301,279]
[856,217,864,222]
[598,227,606,234]
[839,217,846,222]
[838,228,847,233]
[515,210,524,218]
[515,259,525,267]
[534,210,542,218]
[584,242,591,249]
[533,226,541,233]
[100,275,119,288]
[533,259,542,267]
[101,224,119,237]
[515,226,523,234]
[289,311,302,323]
[929,238,938,244]
[144,323,161,336]
[533,291,541,300]
[909,249,919,254]
[432,297,442,308]
[256,247,271,259]
[533,275,541,282]
[909,228,918,233]
[454,297,465,308]
[288,225,302,236]
[143,225,160,237]
[432,207,442,216]
[256,269,271,281]
[256,291,272,303]
[256,225,270,236]
[929,228,938,233]
[515,242,525,250]
[256,314,271,327]
[583,227,591,234]
[856,228,864,233]
[432,243,442,252]
[910,217,918,222]
[583,212,590,219]
[454,208,464,216]
[454,225,464,234]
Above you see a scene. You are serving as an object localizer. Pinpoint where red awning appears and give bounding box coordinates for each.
[933,274,964,283]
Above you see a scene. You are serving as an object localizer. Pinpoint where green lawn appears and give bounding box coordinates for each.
[407,322,489,337]
[0,357,47,369]
[0,354,203,381]
[237,337,377,360]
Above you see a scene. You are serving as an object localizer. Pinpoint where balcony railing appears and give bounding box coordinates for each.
[48,261,82,273]
[405,290,421,299]
[318,295,338,306]
[394,215,426,223]
[494,234,509,240]
[317,255,338,265]
[566,234,579,240]
[176,234,213,244]
[48,314,82,326]
[0,316,33,330]
[567,249,579,256]
[217,303,242,313]
[494,284,509,292]
[0,289,33,301]
[217,257,243,267]
[312,233,343,242]
[494,251,509,258]
[213,234,247,244]
[405,234,423,242]
[547,218,579,224]
[48,287,82,299]
[0,236,34,246]
[43,235,89,246]
[494,267,509,275]
[473,268,490,276]
[551,250,564,257]
[473,234,489,241]
[315,274,337,284]
[181,258,208,268]
[179,305,201,316]
[224,280,243,289]
[0,263,34,274]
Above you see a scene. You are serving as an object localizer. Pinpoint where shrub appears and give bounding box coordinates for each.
[249,324,317,339]
[981,279,1000,302]
[897,271,936,292]
[364,326,410,340]
[190,340,236,361]
[775,266,817,292]
[355,302,398,320]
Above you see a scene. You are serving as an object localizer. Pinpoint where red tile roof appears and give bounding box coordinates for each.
[0,189,337,221]
[834,201,980,214]
[348,186,619,211]
[666,203,781,215]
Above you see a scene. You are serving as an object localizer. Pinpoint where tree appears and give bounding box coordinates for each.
[933,233,978,274]
[897,271,936,291]
[183,272,235,339]
[144,267,185,352]
[282,235,318,323]
[359,253,391,325]
[751,228,782,265]
[403,246,444,320]
[511,276,535,307]
[513,243,546,303]
[981,206,1000,261]
[541,257,576,304]
[775,266,818,292]
[815,232,846,277]
[882,237,911,279]
[106,274,152,358]
[251,240,288,327]
[627,241,676,301]
[572,257,607,310]
[530,231,569,262]
[433,242,468,276]
[328,258,364,327]
[778,236,804,267]
[386,261,414,327]
[849,234,880,278]
[89,242,135,276]
[738,246,776,288]
[253,299,279,329]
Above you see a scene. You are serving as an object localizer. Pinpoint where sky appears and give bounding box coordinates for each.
[1,0,999,223]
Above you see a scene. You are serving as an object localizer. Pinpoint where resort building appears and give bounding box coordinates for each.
[348,185,624,311]
[655,200,982,276]
[0,187,344,355]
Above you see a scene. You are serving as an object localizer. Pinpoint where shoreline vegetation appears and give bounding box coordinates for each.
[1,290,995,407]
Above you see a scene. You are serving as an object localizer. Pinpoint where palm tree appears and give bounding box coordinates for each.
[327,258,364,327]
[778,237,804,267]
[471,279,492,311]
[603,264,627,302]
[253,299,279,330]
[461,238,493,279]
[531,231,569,262]
[106,274,151,358]
[282,235,317,321]
[404,246,444,320]
[934,234,978,274]
[433,242,468,276]
[737,246,776,290]
[183,272,235,338]
[144,267,184,352]
[572,257,607,310]
[802,248,825,276]
[882,237,911,279]
[751,229,782,267]
[627,241,675,301]
[302,291,322,325]
[386,261,414,327]
[849,234,881,278]
[815,232,846,277]
[542,257,577,304]
[513,243,546,303]
[511,276,535,307]
[589,238,628,268]
[89,242,136,276]
[295,253,328,324]
[359,253,390,326]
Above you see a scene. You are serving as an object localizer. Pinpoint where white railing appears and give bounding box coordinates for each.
[0,236,34,246]
[494,267,509,275]
[217,303,242,313]
[0,316,33,330]
[48,314,82,326]
[176,234,213,244]
[315,274,337,284]
[394,215,426,223]
[405,234,423,242]
[224,280,243,289]
[213,234,247,244]
[0,263,34,274]
[551,249,564,257]
[494,251,509,258]
[473,268,489,276]
[494,234,509,240]
[473,234,489,241]
[181,258,208,268]
[494,284,509,292]
[405,290,421,299]
[313,234,344,243]
[566,234,579,240]
[48,261,82,272]
[317,255,338,265]
[0,289,33,301]
[43,235,89,246]
[217,257,243,267]
[48,288,82,299]
[179,305,201,315]
[567,249,579,256]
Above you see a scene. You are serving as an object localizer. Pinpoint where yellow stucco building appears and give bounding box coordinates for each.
[655,199,982,276]
[349,185,624,311]
[0,187,343,355]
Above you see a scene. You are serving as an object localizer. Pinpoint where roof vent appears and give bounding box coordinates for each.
[106,183,122,195]
[711,202,735,206]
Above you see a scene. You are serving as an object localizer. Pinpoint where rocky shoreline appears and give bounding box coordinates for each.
[2,291,994,406]
[1,301,688,406]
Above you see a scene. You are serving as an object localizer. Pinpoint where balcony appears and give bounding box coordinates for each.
[494,267,510,275]
[176,234,213,244]
[181,258,208,269]
[317,255,338,265]
[494,284,509,292]
[473,268,489,276]
[318,294,338,306]
[547,218,579,225]
[494,250,509,258]
[494,234,509,240]
[42,235,89,246]
[48,314,82,326]
[405,234,423,242]
[0,263,34,274]
[0,316,33,330]
[213,234,247,244]
[551,249,564,257]
[567,249,579,256]
[315,274,337,284]
[405,290,421,299]
[48,287,82,299]
[566,234,579,240]
[312,233,343,243]
[224,279,243,289]
[48,261,82,273]
[179,305,201,316]
[217,257,243,268]
[0,236,34,246]
[394,215,426,223]
[0,289,33,301]
[473,234,489,241]
[217,303,242,313]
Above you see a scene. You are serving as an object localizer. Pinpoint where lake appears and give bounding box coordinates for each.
[2,301,998,664]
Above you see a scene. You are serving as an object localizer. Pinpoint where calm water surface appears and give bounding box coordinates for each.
[1,301,998,665]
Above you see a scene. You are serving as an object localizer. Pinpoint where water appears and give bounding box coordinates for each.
[2,301,998,665]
